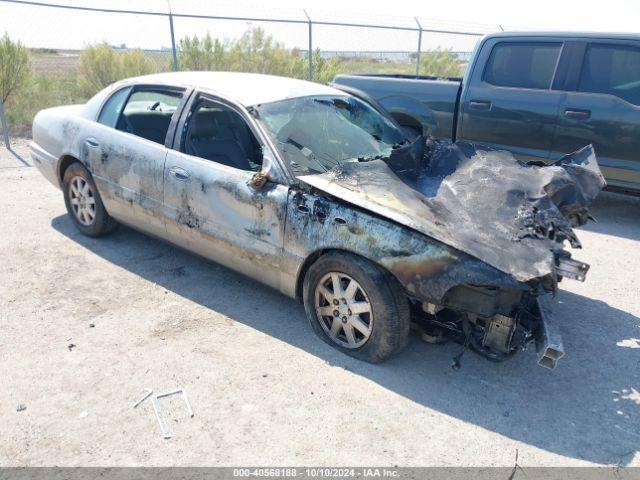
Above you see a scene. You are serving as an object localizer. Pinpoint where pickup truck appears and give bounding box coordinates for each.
[332,32,640,194]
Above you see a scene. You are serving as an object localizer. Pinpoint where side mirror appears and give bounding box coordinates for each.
[249,147,287,189]
[250,171,268,189]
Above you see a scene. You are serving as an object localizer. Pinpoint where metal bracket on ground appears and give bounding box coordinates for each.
[133,387,194,439]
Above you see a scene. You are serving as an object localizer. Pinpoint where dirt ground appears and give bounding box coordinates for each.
[1,138,639,467]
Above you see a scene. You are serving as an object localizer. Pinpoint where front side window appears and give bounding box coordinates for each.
[578,43,640,106]
[116,89,184,144]
[255,95,406,176]
[484,42,562,89]
[97,87,131,128]
[182,99,263,172]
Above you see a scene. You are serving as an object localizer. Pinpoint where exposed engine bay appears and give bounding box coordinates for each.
[300,137,606,368]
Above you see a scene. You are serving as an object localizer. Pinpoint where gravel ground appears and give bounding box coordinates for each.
[1,139,639,467]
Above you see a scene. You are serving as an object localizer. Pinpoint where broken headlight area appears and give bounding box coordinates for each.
[412,284,564,369]
[298,138,606,369]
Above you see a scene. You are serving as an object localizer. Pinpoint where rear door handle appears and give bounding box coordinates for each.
[169,166,190,181]
[469,100,492,111]
[85,138,99,148]
[564,108,591,120]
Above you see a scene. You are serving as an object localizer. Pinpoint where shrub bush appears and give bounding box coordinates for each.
[418,48,465,78]
[0,33,31,103]
[6,74,85,131]
[77,43,156,96]
[177,28,343,84]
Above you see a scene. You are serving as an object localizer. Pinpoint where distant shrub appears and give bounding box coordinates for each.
[7,74,85,129]
[177,28,343,84]
[310,49,343,84]
[0,33,31,103]
[77,43,156,96]
[418,48,465,78]
[32,47,57,54]
[177,33,226,71]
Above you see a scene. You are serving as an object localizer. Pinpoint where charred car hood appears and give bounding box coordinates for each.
[298,140,605,283]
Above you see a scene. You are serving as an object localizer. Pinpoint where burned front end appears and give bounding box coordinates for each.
[421,280,572,369]
[298,138,605,369]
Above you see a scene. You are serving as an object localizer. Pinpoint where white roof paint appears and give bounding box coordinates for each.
[119,71,345,106]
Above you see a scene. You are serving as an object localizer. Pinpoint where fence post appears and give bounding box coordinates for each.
[0,99,10,150]
[304,9,312,81]
[168,12,179,71]
[414,17,422,77]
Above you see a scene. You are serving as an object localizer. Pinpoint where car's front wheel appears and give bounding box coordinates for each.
[62,162,117,237]
[303,251,410,363]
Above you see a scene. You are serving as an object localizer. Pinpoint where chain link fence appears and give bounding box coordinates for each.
[0,0,503,142]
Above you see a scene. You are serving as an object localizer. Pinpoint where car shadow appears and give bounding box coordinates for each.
[580,191,640,241]
[52,214,640,466]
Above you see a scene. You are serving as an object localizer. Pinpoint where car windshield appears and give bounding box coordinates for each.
[255,95,407,176]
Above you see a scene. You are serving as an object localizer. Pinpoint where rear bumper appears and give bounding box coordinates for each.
[30,141,60,189]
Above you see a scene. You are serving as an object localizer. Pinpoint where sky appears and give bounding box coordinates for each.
[0,0,638,52]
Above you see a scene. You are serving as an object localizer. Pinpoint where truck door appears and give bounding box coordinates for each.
[549,40,640,191]
[459,38,566,162]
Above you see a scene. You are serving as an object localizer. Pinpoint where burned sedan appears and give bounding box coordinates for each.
[30,72,605,369]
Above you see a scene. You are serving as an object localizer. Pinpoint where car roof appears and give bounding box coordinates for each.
[117,71,345,107]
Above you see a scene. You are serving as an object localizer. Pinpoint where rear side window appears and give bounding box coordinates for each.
[484,42,562,89]
[117,89,184,144]
[97,87,130,128]
[578,43,640,106]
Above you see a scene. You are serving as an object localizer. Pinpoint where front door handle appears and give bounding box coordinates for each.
[564,108,591,120]
[85,138,99,148]
[469,100,492,111]
[169,166,190,181]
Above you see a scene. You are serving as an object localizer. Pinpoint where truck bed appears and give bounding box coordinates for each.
[332,74,462,139]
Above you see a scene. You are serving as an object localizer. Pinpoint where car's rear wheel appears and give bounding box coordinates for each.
[303,251,410,363]
[63,162,116,237]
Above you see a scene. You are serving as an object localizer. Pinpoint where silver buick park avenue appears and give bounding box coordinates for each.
[30,72,605,369]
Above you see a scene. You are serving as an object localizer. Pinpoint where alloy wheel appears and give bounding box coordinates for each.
[69,176,96,226]
[314,272,373,349]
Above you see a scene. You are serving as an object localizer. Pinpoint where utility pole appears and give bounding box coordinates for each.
[415,17,422,77]
[0,99,10,149]
[304,9,313,81]
[167,0,178,71]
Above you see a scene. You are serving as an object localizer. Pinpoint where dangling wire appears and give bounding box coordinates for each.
[451,314,472,370]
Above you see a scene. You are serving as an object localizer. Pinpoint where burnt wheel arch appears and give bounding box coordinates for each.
[295,248,407,301]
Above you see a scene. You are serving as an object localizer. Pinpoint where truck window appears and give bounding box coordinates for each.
[484,42,562,90]
[578,44,640,106]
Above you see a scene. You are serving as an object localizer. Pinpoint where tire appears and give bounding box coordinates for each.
[303,251,410,363]
[62,162,117,237]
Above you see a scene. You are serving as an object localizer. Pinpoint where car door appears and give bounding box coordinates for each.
[549,40,640,190]
[458,38,566,162]
[85,84,187,238]
[163,93,290,291]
